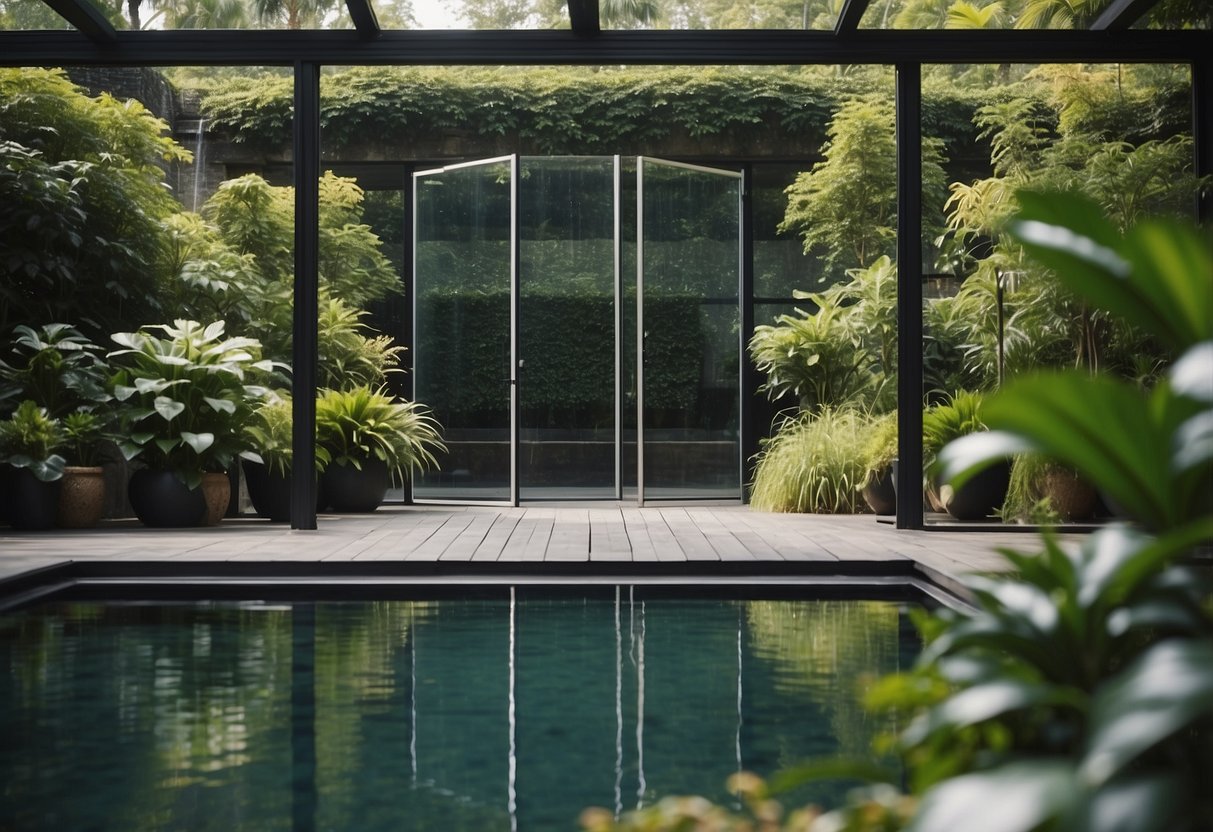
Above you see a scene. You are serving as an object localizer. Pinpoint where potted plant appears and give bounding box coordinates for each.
[55,410,114,528]
[242,394,331,521]
[923,390,1009,521]
[315,385,444,512]
[858,412,897,516]
[1000,453,1096,524]
[108,320,274,527]
[0,401,66,530]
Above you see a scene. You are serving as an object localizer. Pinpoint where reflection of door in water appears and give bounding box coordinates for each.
[412,156,742,505]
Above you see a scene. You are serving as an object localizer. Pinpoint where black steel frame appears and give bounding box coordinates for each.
[2,2,1208,530]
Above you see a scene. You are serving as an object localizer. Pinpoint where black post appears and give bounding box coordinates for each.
[895,63,924,530]
[291,61,320,530]
[1195,58,1212,225]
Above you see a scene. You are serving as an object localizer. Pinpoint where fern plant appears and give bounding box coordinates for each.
[315,385,444,484]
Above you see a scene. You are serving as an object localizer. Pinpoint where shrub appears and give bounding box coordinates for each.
[749,408,870,514]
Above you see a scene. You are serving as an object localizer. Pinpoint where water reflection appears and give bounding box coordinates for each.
[0,593,918,831]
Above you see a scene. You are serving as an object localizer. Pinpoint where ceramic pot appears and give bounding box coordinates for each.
[128,468,206,528]
[941,459,1011,522]
[243,460,292,522]
[321,457,389,513]
[56,466,106,528]
[861,466,897,516]
[6,466,61,531]
[200,471,231,526]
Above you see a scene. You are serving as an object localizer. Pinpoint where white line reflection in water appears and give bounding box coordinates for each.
[615,585,624,820]
[508,586,518,832]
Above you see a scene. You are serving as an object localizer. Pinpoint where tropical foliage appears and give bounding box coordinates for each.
[107,320,276,488]
[750,408,870,513]
[315,385,445,482]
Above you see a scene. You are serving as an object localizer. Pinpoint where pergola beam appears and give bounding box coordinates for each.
[41,0,117,44]
[567,0,601,36]
[1,28,1204,67]
[834,0,872,34]
[345,0,381,40]
[1090,0,1161,30]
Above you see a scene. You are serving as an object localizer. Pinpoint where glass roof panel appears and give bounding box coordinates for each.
[379,0,571,30]
[853,0,1205,30]
[1,0,80,29]
[1138,0,1211,28]
[122,0,353,30]
[613,0,836,30]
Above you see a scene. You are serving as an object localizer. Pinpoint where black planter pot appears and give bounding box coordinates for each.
[943,459,1012,522]
[862,466,897,516]
[128,468,206,528]
[321,458,389,513]
[6,467,61,530]
[242,460,292,522]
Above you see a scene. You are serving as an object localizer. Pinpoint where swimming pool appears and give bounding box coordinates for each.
[0,587,924,831]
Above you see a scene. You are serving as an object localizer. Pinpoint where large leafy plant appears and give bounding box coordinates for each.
[903,191,1213,831]
[314,385,444,483]
[0,323,109,418]
[0,400,66,482]
[107,319,275,488]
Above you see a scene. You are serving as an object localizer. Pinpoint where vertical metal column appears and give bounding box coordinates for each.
[1195,58,1212,225]
[614,155,623,500]
[635,159,646,506]
[291,60,320,530]
[895,63,924,530]
[510,154,521,507]
[740,164,757,501]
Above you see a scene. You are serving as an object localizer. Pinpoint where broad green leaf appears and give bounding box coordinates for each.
[1169,342,1213,404]
[180,431,214,454]
[1072,773,1185,832]
[203,396,237,414]
[902,679,1086,748]
[111,384,137,401]
[1081,639,1213,787]
[116,440,143,461]
[154,437,180,455]
[980,374,1176,530]
[109,331,144,350]
[153,396,185,421]
[133,376,168,394]
[1121,220,1213,353]
[934,430,1035,489]
[908,760,1077,832]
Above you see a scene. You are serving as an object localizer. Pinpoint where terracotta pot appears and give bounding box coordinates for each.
[1041,468,1096,522]
[56,466,106,528]
[201,471,231,526]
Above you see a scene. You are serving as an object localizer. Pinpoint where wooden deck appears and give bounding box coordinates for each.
[0,504,1068,594]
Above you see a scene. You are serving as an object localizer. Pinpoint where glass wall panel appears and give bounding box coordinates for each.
[518,157,617,499]
[414,158,514,502]
[638,159,742,500]
[921,62,1196,526]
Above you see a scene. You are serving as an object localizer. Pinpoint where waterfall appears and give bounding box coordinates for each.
[191,117,206,212]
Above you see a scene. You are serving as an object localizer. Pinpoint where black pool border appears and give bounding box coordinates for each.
[0,559,975,614]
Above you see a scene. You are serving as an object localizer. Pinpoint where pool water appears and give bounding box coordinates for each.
[0,590,921,831]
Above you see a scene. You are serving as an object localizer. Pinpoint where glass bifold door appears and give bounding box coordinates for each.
[413,156,742,505]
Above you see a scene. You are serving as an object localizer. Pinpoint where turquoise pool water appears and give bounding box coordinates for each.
[0,590,920,831]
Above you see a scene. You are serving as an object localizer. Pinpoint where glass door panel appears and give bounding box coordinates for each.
[518,157,618,500]
[413,157,517,503]
[637,158,743,502]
